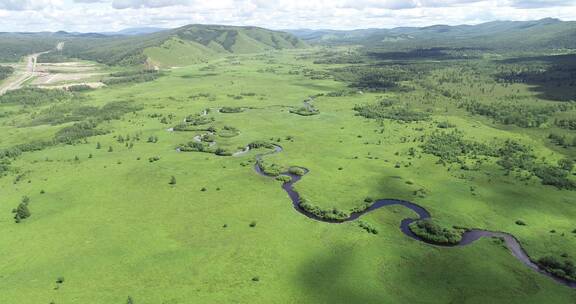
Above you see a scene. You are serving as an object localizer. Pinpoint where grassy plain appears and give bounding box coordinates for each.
[0,49,575,303]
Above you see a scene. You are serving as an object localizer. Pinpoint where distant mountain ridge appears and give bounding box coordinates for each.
[287,18,576,50]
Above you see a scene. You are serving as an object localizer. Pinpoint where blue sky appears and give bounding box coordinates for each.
[0,0,575,32]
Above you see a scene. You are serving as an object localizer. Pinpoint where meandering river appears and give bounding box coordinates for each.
[252,145,576,289]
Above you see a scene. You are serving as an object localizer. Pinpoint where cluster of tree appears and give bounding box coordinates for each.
[24,100,139,128]
[218,126,240,138]
[275,175,292,183]
[548,133,576,148]
[437,121,456,129]
[248,141,276,150]
[0,65,14,81]
[288,167,306,176]
[0,140,53,158]
[300,68,331,80]
[12,196,31,223]
[496,54,576,101]
[334,66,407,91]
[357,220,378,234]
[367,48,477,61]
[188,93,213,100]
[103,69,161,85]
[555,118,576,130]
[257,160,283,176]
[354,100,430,122]
[219,107,244,113]
[179,142,210,153]
[497,140,575,190]
[66,84,93,92]
[37,53,69,63]
[421,130,495,163]
[201,133,216,143]
[325,90,357,97]
[289,105,319,116]
[178,141,232,156]
[0,88,72,106]
[312,50,365,64]
[460,100,571,128]
[184,114,214,126]
[408,219,463,245]
[97,101,143,121]
[54,121,105,144]
[299,198,350,222]
[537,255,576,282]
[0,34,58,62]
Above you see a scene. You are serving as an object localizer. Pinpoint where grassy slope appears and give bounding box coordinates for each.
[144,38,220,67]
[0,50,575,303]
[62,25,306,66]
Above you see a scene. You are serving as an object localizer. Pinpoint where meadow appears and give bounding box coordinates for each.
[0,47,575,303]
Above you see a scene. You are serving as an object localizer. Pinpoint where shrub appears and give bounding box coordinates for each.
[249,221,257,227]
[537,256,576,282]
[220,107,244,113]
[288,167,306,176]
[515,220,526,226]
[276,175,292,183]
[437,121,456,128]
[408,219,463,245]
[290,106,319,116]
[299,198,350,221]
[67,84,92,92]
[248,141,275,149]
[358,220,378,234]
[258,161,283,176]
[214,148,233,156]
[13,196,31,223]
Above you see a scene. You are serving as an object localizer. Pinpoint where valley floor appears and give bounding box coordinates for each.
[0,49,575,303]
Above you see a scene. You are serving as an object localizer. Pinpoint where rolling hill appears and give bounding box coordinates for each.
[61,24,307,67]
[0,25,307,67]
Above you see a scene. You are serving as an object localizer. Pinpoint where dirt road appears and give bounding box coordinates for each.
[0,51,49,95]
[0,42,64,95]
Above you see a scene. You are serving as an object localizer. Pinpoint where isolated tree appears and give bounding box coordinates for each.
[108,146,113,152]
[96,142,101,149]
[13,196,31,223]
[127,296,134,304]
[169,176,177,185]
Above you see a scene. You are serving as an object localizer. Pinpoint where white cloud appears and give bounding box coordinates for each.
[510,0,576,9]
[0,0,574,32]
[112,0,190,9]
[0,0,63,10]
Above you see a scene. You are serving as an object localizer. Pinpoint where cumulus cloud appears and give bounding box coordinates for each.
[0,0,575,32]
[510,0,576,9]
[112,0,190,9]
[0,0,62,10]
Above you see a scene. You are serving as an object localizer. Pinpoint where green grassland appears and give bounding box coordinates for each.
[0,48,575,303]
